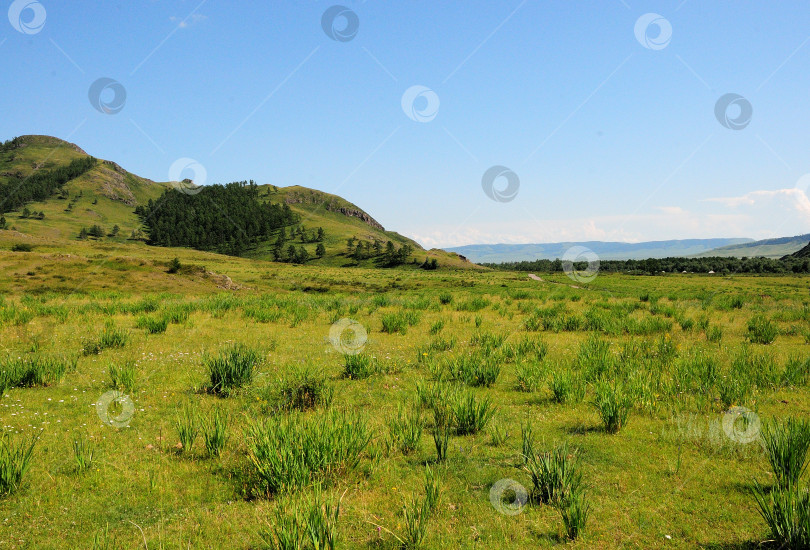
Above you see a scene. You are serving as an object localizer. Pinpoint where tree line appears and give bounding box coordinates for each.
[486,254,810,275]
[0,156,97,213]
[135,181,298,256]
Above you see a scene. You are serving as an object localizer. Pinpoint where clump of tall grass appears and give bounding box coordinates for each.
[514,361,544,392]
[455,297,490,312]
[135,314,168,334]
[447,353,500,388]
[524,442,582,506]
[260,489,343,550]
[383,466,441,549]
[549,369,586,404]
[576,336,614,381]
[200,408,229,458]
[246,410,370,495]
[784,356,810,388]
[381,311,420,334]
[205,343,260,394]
[342,353,376,380]
[747,315,778,345]
[72,433,94,473]
[452,391,495,435]
[558,488,591,541]
[751,482,810,548]
[82,322,129,355]
[0,433,38,495]
[108,362,136,393]
[489,420,509,446]
[761,417,810,488]
[0,354,74,392]
[271,365,334,411]
[173,403,199,453]
[592,381,632,433]
[428,320,445,335]
[388,405,425,455]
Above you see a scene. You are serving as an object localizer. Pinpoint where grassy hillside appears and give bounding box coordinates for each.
[696,233,810,258]
[0,136,475,270]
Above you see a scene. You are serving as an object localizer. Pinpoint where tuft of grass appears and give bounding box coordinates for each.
[592,381,632,434]
[200,408,229,458]
[514,361,544,392]
[271,365,333,411]
[559,488,591,541]
[452,391,495,435]
[205,343,260,394]
[72,434,94,473]
[173,402,199,453]
[549,370,586,404]
[489,420,509,446]
[761,417,810,489]
[260,489,343,550]
[388,405,425,456]
[342,353,376,380]
[82,322,129,355]
[0,354,74,392]
[108,362,136,393]
[747,315,778,345]
[751,481,810,548]
[135,315,168,334]
[246,410,370,495]
[523,442,583,506]
[381,311,420,334]
[0,433,38,496]
[447,353,500,388]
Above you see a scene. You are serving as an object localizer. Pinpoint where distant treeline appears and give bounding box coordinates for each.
[135,181,298,256]
[0,156,97,214]
[485,255,810,275]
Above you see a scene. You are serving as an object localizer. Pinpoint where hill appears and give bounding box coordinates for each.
[695,233,810,258]
[447,238,752,263]
[782,241,810,259]
[0,135,473,269]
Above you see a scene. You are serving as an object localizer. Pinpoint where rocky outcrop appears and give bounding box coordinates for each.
[284,190,385,231]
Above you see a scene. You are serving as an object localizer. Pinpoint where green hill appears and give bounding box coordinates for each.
[695,233,810,258]
[0,135,475,269]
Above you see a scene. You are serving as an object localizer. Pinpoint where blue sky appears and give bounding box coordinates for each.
[2,1,810,247]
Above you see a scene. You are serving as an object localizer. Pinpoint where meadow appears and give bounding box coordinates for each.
[0,250,808,549]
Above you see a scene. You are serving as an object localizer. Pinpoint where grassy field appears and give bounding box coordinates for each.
[0,238,809,549]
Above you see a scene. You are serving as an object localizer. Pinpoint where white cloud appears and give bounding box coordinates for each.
[170,14,207,29]
[704,188,810,217]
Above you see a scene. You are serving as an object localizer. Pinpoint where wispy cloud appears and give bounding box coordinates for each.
[170,14,207,29]
[704,188,810,216]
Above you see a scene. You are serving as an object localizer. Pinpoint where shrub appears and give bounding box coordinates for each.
[206,343,260,394]
[0,433,38,495]
[452,391,495,435]
[523,442,582,506]
[761,417,810,489]
[201,408,229,458]
[246,410,370,495]
[747,315,778,345]
[342,353,376,380]
[10,243,32,252]
[108,362,136,393]
[592,381,632,433]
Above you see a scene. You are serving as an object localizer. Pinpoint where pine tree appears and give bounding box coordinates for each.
[316,227,325,242]
[0,215,6,229]
[78,227,88,240]
[316,243,326,258]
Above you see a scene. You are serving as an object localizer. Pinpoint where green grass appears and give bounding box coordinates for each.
[205,343,260,394]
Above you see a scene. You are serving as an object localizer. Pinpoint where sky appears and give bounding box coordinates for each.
[2,1,810,247]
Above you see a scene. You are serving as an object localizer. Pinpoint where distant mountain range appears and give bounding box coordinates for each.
[448,234,810,263]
